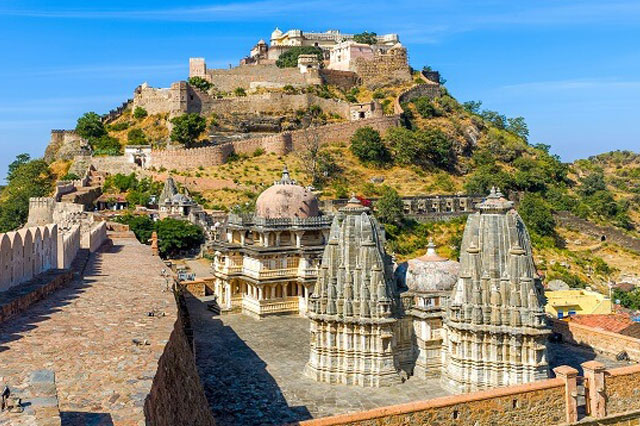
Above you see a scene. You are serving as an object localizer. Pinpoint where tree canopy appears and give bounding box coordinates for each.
[350,127,390,166]
[375,186,404,226]
[353,32,378,45]
[76,112,107,140]
[170,113,207,147]
[276,46,323,68]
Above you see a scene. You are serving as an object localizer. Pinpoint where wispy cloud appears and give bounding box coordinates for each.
[500,78,640,93]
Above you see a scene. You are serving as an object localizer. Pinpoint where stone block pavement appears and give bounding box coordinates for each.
[186,297,451,426]
[0,236,175,425]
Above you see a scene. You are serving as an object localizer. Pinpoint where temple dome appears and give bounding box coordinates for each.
[255,166,319,219]
[396,240,459,293]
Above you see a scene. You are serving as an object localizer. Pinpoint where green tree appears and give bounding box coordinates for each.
[233,87,247,96]
[113,214,155,244]
[170,113,207,147]
[480,110,507,129]
[92,135,122,155]
[127,128,147,145]
[518,193,556,238]
[155,218,204,258]
[375,186,404,225]
[188,76,212,92]
[353,32,378,45]
[0,155,54,232]
[462,100,482,114]
[133,107,148,120]
[75,112,107,140]
[413,97,442,118]
[579,172,607,196]
[386,127,454,169]
[506,116,529,141]
[464,164,514,195]
[276,46,323,68]
[350,127,390,166]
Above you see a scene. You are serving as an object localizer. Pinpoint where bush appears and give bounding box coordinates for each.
[92,135,122,155]
[188,76,212,92]
[133,107,148,120]
[413,97,443,118]
[375,186,404,225]
[253,148,265,157]
[61,173,80,181]
[76,112,107,140]
[169,113,207,147]
[353,31,377,45]
[127,128,147,145]
[233,87,247,96]
[386,127,454,169]
[108,121,130,131]
[350,127,390,166]
[276,46,323,68]
[518,193,557,238]
[372,89,386,100]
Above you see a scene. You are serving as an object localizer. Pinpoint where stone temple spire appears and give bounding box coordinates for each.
[305,197,401,387]
[443,188,550,392]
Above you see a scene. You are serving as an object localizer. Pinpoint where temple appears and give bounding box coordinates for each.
[209,167,332,318]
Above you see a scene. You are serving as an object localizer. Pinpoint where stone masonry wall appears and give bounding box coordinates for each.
[319,69,360,90]
[604,364,640,416]
[301,378,567,426]
[144,294,215,426]
[150,115,399,170]
[353,53,412,88]
[57,225,80,270]
[0,224,58,292]
[555,211,640,254]
[205,64,309,91]
[551,318,640,361]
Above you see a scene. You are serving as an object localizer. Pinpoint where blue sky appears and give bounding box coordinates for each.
[1,0,639,182]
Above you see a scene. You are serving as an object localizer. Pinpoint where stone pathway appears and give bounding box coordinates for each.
[0,237,175,426]
[186,299,451,425]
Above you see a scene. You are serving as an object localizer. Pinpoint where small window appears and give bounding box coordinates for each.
[557,311,564,319]
[512,399,518,409]
[452,410,459,420]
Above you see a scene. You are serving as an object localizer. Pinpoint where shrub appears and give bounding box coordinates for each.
[92,135,122,155]
[353,31,378,45]
[169,113,207,147]
[127,128,147,145]
[133,107,148,120]
[386,127,454,169]
[518,193,557,238]
[350,127,390,166]
[375,186,404,225]
[372,89,386,100]
[413,97,442,118]
[76,112,107,140]
[61,173,80,181]
[233,87,247,96]
[283,84,297,94]
[188,76,212,92]
[108,121,130,131]
[253,148,265,157]
[276,46,323,68]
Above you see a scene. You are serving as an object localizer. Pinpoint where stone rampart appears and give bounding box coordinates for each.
[27,197,86,228]
[0,224,58,292]
[150,115,399,170]
[143,293,215,426]
[603,364,640,416]
[53,181,76,201]
[81,221,107,252]
[302,378,567,426]
[550,318,640,361]
[57,225,80,270]
[555,211,640,254]
[205,64,310,91]
[319,69,360,90]
[133,81,186,116]
[353,53,411,88]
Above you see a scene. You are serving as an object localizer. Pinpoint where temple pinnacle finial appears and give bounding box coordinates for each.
[427,238,436,256]
[277,165,295,185]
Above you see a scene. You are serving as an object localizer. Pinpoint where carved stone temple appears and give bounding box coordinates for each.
[304,188,550,390]
[305,197,402,387]
[442,188,550,392]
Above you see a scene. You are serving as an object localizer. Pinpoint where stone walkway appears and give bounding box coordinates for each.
[0,237,175,426]
[186,299,451,425]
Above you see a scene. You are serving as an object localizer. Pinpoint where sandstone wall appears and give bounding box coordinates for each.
[57,225,80,270]
[354,53,411,88]
[81,221,107,252]
[604,364,640,416]
[319,69,360,90]
[205,64,309,91]
[132,82,186,116]
[0,224,58,292]
[144,294,215,426]
[301,379,567,426]
[551,318,640,361]
[555,211,640,254]
[150,115,399,170]
[88,156,137,175]
[27,197,86,229]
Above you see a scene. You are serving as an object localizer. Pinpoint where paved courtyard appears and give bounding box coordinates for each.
[186,297,451,425]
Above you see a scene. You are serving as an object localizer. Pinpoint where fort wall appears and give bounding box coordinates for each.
[57,225,80,270]
[550,318,640,361]
[0,224,58,292]
[205,64,311,91]
[555,211,640,254]
[150,115,399,170]
[81,221,107,252]
[353,52,411,88]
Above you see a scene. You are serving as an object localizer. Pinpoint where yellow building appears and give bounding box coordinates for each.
[545,288,612,319]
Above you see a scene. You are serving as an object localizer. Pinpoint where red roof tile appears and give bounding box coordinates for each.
[569,314,634,333]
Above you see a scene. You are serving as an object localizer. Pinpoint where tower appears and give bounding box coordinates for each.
[305,197,402,387]
[443,188,550,392]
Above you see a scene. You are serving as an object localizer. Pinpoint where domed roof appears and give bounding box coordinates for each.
[255,166,319,219]
[271,27,283,39]
[396,240,459,293]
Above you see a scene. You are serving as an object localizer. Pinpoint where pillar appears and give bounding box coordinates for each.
[271,285,276,299]
[554,365,579,424]
[275,232,281,246]
[582,361,606,419]
[258,286,263,300]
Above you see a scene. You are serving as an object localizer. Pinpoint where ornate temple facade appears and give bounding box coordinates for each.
[442,188,550,392]
[305,197,402,387]
[210,168,332,318]
[305,189,550,390]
